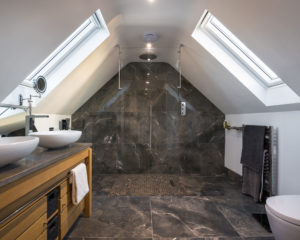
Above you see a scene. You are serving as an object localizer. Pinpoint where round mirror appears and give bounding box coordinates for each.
[34,76,47,94]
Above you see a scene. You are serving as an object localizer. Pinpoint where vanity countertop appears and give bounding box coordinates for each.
[0,143,92,188]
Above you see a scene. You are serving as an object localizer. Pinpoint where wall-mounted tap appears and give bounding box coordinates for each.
[23,94,49,136]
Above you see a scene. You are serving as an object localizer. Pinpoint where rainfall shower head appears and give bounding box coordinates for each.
[139,53,157,61]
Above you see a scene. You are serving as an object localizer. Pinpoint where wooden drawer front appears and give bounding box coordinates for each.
[60,179,71,198]
[60,191,81,227]
[60,200,85,239]
[59,179,72,213]
[0,197,47,240]
[59,193,68,213]
[36,230,47,240]
[16,213,47,240]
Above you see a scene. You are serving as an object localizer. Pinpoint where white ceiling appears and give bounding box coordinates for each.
[1,0,300,115]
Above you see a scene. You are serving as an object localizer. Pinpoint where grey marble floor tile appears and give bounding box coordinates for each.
[92,175,242,197]
[64,238,83,240]
[150,196,239,238]
[67,196,152,238]
[67,175,274,240]
[178,175,241,197]
[213,199,272,238]
[153,238,242,240]
[244,237,275,240]
[243,237,275,240]
[92,174,117,196]
[85,238,152,240]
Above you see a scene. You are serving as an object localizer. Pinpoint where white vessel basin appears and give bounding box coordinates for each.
[0,136,39,167]
[29,130,82,149]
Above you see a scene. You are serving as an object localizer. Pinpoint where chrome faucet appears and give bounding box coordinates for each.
[0,103,28,117]
[0,94,49,135]
[24,94,49,136]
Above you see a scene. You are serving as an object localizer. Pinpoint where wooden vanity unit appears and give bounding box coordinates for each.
[0,143,92,240]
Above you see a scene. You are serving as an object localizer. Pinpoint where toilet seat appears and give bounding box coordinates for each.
[266,195,300,226]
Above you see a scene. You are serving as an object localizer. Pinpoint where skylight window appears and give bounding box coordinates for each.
[192,10,300,106]
[27,9,109,80]
[199,10,282,88]
[0,9,109,120]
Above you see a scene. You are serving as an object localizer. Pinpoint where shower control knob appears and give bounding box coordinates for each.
[181,102,186,116]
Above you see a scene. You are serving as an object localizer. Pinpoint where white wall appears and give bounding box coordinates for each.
[0,113,71,135]
[225,111,300,195]
[34,114,71,132]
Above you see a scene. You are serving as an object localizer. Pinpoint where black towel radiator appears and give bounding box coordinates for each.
[223,120,277,199]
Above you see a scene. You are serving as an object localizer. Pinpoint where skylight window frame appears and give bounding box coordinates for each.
[26,9,106,82]
[199,11,283,88]
[0,9,110,120]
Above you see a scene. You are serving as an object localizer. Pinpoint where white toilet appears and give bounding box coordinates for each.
[266,195,300,240]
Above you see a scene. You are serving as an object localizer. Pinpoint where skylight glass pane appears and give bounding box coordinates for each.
[200,11,283,87]
[26,9,107,82]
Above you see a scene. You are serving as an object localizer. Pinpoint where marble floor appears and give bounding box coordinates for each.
[64,174,274,240]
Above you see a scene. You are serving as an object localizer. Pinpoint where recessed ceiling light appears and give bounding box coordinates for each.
[146,42,152,49]
[148,0,155,3]
[146,81,150,84]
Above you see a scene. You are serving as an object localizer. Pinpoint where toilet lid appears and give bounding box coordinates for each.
[266,195,300,226]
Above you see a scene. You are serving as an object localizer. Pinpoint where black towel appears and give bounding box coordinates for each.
[241,125,266,173]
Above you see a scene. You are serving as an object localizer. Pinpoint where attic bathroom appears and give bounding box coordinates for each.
[1,1,300,240]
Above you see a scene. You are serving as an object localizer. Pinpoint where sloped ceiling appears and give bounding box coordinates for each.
[1,0,300,116]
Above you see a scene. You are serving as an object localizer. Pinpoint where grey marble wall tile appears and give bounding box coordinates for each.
[179,80,223,115]
[89,113,118,144]
[151,111,180,145]
[116,144,152,173]
[180,143,225,175]
[117,112,150,144]
[149,144,183,174]
[72,62,225,174]
[92,144,119,173]
[92,174,116,196]
[178,112,224,144]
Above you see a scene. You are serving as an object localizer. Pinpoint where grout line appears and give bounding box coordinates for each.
[149,197,154,240]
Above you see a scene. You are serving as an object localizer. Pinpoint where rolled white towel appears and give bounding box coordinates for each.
[69,163,89,205]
